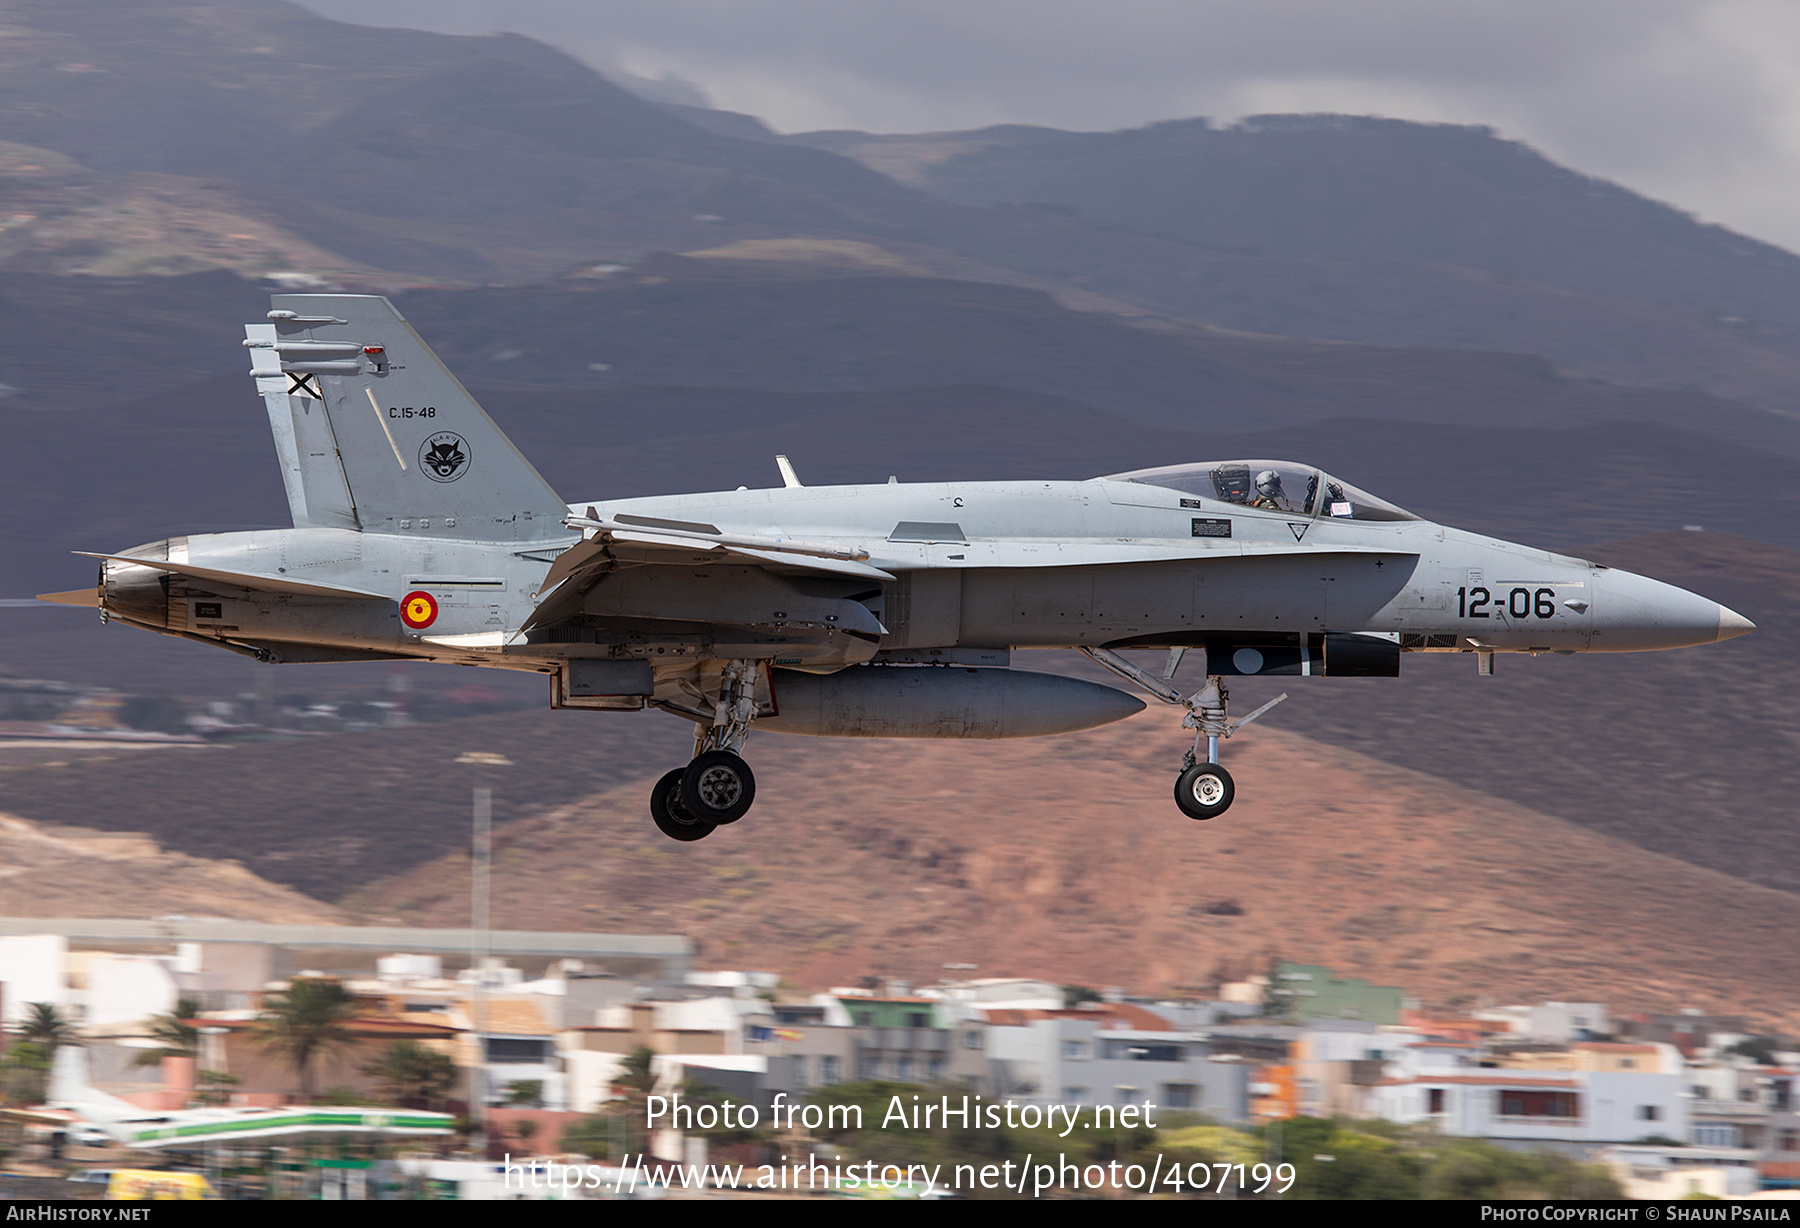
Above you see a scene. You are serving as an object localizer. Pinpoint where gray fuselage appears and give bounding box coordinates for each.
[101,474,1743,673]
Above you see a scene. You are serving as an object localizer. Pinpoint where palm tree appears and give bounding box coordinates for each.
[362,1040,457,1111]
[255,979,359,1102]
[615,1045,657,1096]
[133,997,201,1068]
[20,1003,75,1053]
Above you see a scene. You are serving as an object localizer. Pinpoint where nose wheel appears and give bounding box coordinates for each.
[1174,760,1234,821]
[1081,649,1286,823]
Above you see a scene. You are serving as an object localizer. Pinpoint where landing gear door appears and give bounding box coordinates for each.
[552,658,652,710]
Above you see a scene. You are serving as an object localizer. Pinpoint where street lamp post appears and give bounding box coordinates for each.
[455,751,511,1158]
[472,784,491,1150]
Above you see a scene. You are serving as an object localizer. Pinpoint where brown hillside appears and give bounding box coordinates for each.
[343,712,1800,1033]
[0,810,338,924]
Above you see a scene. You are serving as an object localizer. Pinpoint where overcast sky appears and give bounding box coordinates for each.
[300,0,1800,254]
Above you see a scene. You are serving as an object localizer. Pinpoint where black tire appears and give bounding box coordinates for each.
[1174,761,1234,821]
[651,768,715,841]
[681,750,756,824]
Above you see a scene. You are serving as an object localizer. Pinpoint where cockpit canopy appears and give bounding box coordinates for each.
[1103,460,1418,522]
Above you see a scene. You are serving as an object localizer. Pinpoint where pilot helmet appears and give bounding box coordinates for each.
[1254,469,1285,500]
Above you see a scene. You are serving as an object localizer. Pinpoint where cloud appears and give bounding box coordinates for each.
[297,0,1800,252]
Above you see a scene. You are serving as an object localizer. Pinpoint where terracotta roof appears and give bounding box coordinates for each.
[980,1004,1175,1031]
[209,1015,458,1040]
[344,1017,461,1039]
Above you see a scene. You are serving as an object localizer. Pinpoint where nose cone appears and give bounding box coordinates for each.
[1594,569,1754,652]
[1717,605,1755,642]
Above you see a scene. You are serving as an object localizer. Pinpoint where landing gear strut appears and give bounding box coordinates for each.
[1081,648,1286,822]
[649,660,761,840]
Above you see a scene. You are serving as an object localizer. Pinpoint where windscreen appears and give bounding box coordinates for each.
[1315,474,1418,522]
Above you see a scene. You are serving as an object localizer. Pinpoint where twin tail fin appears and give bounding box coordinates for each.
[245,294,567,541]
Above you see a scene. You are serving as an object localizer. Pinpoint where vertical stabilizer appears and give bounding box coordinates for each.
[246,295,568,541]
[48,1045,137,1115]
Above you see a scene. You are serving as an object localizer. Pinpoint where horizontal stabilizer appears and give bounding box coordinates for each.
[75,554,390,601]
[36,588,99,607]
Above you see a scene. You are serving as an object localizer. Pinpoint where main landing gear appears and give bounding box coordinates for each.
[1081,648,1287,822]
[650,757,754,841]
[649,661,760,841]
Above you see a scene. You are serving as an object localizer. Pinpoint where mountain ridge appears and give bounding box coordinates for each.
[3,1,1799,410]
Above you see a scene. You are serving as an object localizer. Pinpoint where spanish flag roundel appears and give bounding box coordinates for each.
[401,590,439,630]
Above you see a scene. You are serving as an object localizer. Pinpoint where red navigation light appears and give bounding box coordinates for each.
[363,345,385,355]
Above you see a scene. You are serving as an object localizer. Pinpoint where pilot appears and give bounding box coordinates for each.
[1252,469,1287,510]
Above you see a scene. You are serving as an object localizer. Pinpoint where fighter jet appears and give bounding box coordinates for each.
[39,295,1754,840]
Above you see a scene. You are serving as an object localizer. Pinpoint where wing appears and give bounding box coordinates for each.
[521,513,894,636]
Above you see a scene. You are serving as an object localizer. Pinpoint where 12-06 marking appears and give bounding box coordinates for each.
[1459,586,1556,619]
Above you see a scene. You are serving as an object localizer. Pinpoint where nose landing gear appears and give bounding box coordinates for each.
[1082,648,1286,822]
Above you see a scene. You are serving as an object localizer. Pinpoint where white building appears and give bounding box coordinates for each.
[982,1007,1250,1123]
[927,978,1064,1012]
[79,953,179,1028]
[1604,1145,1763,1198]
[0,934,68,1024]
[1475,1002,1612,1044]
[1370,1067,1686,1144]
